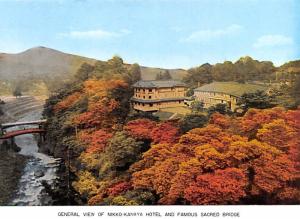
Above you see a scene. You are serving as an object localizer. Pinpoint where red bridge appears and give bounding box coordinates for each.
[0,128,45,140]
[0,120,47,143]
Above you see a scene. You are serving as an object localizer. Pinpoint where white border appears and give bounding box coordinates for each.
[0,205,299,219]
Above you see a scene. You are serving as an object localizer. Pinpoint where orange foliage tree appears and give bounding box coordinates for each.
[54,92,83,112]
[184,168,247,204]
[78,129,113,153]
[131,107,300,205]
[73,79,128,129]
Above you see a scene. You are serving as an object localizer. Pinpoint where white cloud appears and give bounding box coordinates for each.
[59,28,131,40]
[181,24,243,43]
[253,34,293,48]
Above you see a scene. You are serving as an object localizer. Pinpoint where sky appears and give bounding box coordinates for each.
[0,0,299,69]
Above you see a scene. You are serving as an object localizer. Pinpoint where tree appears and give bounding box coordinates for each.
[290,75,300,105]
[78,129,113,153]
[179,113,208,133]
[74,63,95,81]
[155,72,163,80]
[124,119,157,140]
[184,168,247,204]
[73,79,129,129]
[99,132,143,173]
[207,103,231,115]
[183,63,213,87]
[162,70,172,80]
[150,122,179,144]
[190,100,204,113]
[155,70,172,80]
[13,86,22,98]
[237,90,276,111]
[256,119,297,152]
[132,108,300,204]
[128,63,142,84]
[53,92,83,112]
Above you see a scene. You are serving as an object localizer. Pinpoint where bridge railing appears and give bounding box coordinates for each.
[0,119,47,129]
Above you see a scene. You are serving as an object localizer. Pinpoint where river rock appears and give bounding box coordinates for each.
[34,170,45,178]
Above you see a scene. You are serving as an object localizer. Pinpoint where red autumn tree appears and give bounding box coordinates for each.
[238,107,286,138]
[150,122,179,144]
[184,168,247,205]
[78,129,113,153]
[132,108,300,204]
[124,118,156,140]
[107,182,133,197]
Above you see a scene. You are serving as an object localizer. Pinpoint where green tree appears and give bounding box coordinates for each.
[13,86,22,98]
[290,75,300,105]
[207,103,231,115]
[183,63,213,87]
[124,63,142,84]
[237,90,276,110]
[74,63,95,81]
[155,70,172,80]
[179,113,208,133]
[162,70,172,80]
[190,100,205,113]
[155,72,163,80]
[99,132,143,174]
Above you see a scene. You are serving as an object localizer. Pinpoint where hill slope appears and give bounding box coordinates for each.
[0,46,187,82]
[0,47,97,81]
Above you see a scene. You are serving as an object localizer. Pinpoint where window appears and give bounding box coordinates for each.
[149,96,152,99]
[150,103,153,107]
[143,89,145,92]
[142,103,145,106]
[143,96,145,99]
[149,89,152,92]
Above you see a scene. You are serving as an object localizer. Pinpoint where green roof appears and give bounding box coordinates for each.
[133,80,186,88]
[194,82,269,97]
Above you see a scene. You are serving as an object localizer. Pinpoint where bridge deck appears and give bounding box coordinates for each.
[0,128,45,139]
[1,119,47,129]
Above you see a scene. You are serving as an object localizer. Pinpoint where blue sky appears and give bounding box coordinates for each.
[0,0,299,68]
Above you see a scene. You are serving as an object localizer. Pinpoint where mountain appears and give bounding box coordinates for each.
[0,46,187,82]
[0,47,97,81]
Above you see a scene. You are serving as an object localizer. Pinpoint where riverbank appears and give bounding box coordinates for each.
[0,96,45,205]
[0,151,27,205]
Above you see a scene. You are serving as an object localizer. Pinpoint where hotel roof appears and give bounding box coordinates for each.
[194,82,269,97]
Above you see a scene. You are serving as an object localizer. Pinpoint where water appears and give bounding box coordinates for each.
[8,110,61,206]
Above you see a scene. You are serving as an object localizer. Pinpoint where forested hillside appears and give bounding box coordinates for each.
[0,47,186,95]
[42,56,300,205]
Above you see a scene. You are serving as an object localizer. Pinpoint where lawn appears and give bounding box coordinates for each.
[160,106,192,115]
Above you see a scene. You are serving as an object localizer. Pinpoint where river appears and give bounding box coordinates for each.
[7,109,61,206]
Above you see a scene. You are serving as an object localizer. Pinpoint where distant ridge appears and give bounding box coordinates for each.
[0,46,187,81]
[0,46,97,81]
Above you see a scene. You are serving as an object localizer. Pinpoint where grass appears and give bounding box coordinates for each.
[154,106,192,120]
[160,106,192,115]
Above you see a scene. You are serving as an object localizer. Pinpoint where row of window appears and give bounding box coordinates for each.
[135,93,185,99]
[135,88,153,92]
[134,100,183,108]
[135,94,152,99]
